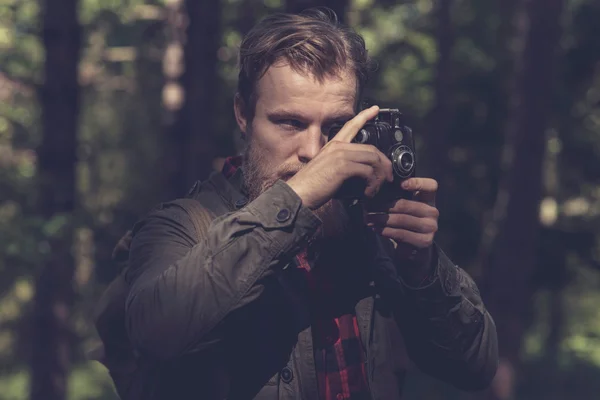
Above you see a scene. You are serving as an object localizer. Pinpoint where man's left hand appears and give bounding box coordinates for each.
[365,177,439,280]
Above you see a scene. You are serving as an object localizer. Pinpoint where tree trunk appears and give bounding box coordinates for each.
[162,0,220,199]
[30,1,81,400]
[481,0,565,398]
[286,0,349,24]
[425,0,453,207]
[237,0,261,36]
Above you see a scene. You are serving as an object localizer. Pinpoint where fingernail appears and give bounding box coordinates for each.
[401,180,411,189]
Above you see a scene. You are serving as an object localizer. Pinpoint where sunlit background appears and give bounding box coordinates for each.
[0,0,599,399]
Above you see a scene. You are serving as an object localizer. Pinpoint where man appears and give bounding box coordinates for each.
[123,8,498,400]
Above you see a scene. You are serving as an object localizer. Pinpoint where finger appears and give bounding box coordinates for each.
[365,214,438,234]
[401,177,438,205]
[331,105,380,143]
[341,143,394,183]
[372,227,435,249]
[345,163,375,184]
[335,146,382,166]
[401,177,438,192]
[382,153,394,182]
[332,145,393,185]
[360,166,387,198]
[344,162,387,198]
[385,199,440,219]
[353,147,393,184]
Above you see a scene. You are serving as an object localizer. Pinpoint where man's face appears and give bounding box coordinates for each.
[234,62,357,238]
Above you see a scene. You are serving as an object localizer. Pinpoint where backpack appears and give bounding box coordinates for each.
[90,173,240,398]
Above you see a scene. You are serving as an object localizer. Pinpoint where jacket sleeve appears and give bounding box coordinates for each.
[124,180,321,360]
[370,234,498,391]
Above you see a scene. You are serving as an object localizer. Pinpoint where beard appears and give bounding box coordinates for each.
[242,134,350,242]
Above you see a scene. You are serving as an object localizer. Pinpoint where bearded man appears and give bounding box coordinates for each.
[121,8,498,400]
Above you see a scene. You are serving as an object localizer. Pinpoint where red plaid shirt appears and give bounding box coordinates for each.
[221,157,370,400]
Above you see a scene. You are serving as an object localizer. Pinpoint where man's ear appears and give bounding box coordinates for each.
[234,93,248,135]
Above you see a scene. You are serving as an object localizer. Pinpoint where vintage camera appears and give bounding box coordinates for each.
[328,108,416,207]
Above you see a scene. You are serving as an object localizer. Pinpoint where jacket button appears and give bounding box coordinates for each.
[276,208,290,222]
[235,198,248,208]
[280,367,293,383]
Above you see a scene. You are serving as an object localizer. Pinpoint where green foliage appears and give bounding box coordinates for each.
[0,362,118,400]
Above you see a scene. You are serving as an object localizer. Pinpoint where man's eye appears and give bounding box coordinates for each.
[278,120,304,130]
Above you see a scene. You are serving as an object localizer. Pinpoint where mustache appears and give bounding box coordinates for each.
[277,164,304,180]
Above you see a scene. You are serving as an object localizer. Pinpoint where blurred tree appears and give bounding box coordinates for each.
[161,0,221,200]
[236,0,263,35]
[30,0,81,399]
[424,0,453,209]
[286,0,349,23]
[480,0,566,398]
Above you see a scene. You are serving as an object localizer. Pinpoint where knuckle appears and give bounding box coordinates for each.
[367,164,376,177]
[418,236,432,248]
[425,219,438,233]
[426,234,435,246]
[394,198,407,211]
[366,144,378,153]
[339,158,351,170]
[328,140,341,149]
[334,147,347,160]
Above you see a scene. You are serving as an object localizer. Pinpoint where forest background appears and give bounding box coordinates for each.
[1,0,599,399]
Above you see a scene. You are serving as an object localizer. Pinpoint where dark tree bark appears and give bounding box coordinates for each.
[480,0,565,398]
[237,0,261,36]
[286,0,349,24]
[162,0,220,199]
[425,0,453,205]
[30,1,81,400]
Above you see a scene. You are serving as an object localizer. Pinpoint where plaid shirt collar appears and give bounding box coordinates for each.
[221,155,243,180]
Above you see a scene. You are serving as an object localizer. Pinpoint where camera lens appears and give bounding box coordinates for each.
[391,145,415,178]
[399,152,414,171]
[354,129,370,144]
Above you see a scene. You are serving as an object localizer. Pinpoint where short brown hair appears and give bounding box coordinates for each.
[237,8,374,118]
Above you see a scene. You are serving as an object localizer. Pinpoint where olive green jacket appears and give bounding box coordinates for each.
[119,169,498,399]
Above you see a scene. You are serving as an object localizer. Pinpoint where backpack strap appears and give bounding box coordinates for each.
[170,198,217,241]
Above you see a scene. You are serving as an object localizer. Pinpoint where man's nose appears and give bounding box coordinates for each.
[297,127,326,163]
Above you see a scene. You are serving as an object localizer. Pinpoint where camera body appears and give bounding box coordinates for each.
[328,108,416,207]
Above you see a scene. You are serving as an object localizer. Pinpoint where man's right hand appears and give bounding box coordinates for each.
[286,105,394,210]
